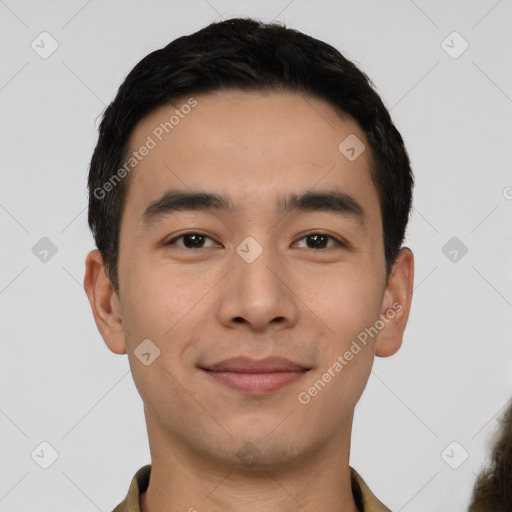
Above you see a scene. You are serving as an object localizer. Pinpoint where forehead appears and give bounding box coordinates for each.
[122,89,381,226]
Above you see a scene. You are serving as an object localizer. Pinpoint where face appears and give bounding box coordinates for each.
[85,89,413,470]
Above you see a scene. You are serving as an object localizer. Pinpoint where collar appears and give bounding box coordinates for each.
[112,465,391,512]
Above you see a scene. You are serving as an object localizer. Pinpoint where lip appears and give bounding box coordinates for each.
[204,356,309,373]
[201,356,310,395]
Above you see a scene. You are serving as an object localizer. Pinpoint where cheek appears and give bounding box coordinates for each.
[305,267,383,346]
[119,255,200,343]
[305,269,383,409]
[297,281,379,423]
[120,265,204,416]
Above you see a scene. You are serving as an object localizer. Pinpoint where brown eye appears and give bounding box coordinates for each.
[167,233,218,249]
[294,233,343,250]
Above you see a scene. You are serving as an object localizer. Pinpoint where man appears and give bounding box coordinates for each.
[84,17,414,512]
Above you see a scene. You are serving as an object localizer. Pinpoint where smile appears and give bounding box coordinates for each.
[200,356,311,395]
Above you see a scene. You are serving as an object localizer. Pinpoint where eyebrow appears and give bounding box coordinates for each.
[141,189,366,225]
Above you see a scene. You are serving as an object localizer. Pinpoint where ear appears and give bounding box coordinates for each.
[375,247,414,358]
[83,249,127,355]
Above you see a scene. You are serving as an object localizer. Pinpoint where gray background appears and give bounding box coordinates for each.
[1,0,511,510]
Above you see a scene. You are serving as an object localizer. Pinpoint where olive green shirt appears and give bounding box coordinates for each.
[112,465,391,512]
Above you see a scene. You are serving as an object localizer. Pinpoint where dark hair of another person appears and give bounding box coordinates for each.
[87,17,414,294]
[469,399,512,511]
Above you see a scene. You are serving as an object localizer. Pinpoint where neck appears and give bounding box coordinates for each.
[140,418,359,512]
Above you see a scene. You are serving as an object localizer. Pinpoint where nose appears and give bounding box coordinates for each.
[216,241,300,333]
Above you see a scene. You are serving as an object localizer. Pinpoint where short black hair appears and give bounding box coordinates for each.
[88,17,414,294]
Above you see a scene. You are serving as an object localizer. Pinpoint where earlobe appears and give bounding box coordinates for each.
[83,249,127,355]
[375,247,414,358]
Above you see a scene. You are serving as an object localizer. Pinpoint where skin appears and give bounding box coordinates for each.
[84,90,414,512]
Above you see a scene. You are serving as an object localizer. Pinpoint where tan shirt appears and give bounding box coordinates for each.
[112,465,391,512]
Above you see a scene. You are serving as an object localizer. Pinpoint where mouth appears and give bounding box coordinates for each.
[200,356,311,395]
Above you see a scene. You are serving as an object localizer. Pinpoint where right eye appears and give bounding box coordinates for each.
[165,232,220,249]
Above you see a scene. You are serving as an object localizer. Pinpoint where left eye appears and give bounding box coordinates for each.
[294,233,342,250]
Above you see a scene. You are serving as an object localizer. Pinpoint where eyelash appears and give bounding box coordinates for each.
[165,232,346,250]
